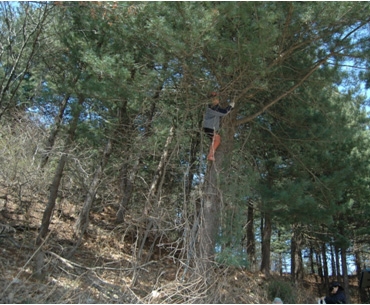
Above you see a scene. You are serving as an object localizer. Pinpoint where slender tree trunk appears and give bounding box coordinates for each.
[36,97,83,245]
[40,95,70,169]
[260,212,272,277]
[185,132,200,202]
[145,126,175,214]
[277,229,283,276]
[246,200,256,271]
[73,138,113,238]
[195,108,236,288]
[114,102,135,223]
[341,247,350,303]
[198,160,221,275]
[354,244,362,278]
[330,244,337,277]
[37,153,69,245]
[335,244,341,278]
[316,249,323,281]
[338,223,350,303]
[116,159,140,223]
[34,96,83,277]
[291,224,304,282]
[322,243,329,286]
[309,244,315,275]
[355,244,368,303]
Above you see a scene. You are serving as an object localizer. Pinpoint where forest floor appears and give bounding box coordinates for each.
[0,191,363,304]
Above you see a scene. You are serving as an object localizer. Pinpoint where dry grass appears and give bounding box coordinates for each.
[0,189,361,304]
[0,192,267,304]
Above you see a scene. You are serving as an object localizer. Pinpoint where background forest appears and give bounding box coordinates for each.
[1,1,370,303]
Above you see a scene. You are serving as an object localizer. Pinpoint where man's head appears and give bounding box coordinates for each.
[329,282,342,293]
[208,91,220,105]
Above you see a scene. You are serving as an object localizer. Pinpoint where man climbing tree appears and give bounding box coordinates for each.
[203,92,234,161]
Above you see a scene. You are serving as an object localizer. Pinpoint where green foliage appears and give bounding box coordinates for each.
[215,247,248,269]
[216,202,249,268]
[1,1,370,285]
[267,279,297,304]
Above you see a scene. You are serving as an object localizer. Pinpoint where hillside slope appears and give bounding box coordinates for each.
[0,190,359,304]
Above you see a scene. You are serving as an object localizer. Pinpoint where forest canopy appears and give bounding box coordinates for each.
[1,1,370,303]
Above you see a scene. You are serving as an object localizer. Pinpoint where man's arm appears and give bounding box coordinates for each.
[212,103,234,115]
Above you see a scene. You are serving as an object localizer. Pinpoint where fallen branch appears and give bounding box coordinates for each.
[46,250,157,272]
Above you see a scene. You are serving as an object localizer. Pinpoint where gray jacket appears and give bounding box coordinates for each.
[203,104,233,131]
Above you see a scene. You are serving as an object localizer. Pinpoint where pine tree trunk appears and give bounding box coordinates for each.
[246,200,256,271]
[309,244,315,275]
[196,107,235,283]
[355,245,368,303]
[36,97,83,244]
[185,133,200,202]
[198,160,221,275]
[34,97,83,277]
[260,213,271,276]
[114,102,135,223]
[40,95,70,169]
[36,153,68,246]
[145,126,175,214]
[337,222,351,304]
[116,159,139,223]
[354,244,362,279]
[291,224,304,281]
[321,243,329,286]
[277,230,283,276]
[335,244,341,278]
[316,249,323,280]
[197,145,222,276]
[74,138,113,238]
[330,244,337,277]
[341,247,350,303]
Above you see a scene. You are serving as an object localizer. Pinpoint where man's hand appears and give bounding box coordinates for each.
[318,296,326,304]
[230,101,235,108]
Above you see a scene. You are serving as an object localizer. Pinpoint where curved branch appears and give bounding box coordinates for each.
[236,53,333,126]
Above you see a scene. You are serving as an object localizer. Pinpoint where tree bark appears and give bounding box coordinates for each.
[196,110,235,278]
[34,96,83,277]
[40,95,70,169]
[335,244,341,278]
[321,243,329,287]
[198,160,221,275]
[260,212,272,277]
[309,244,315,275]
[316,248,323,280]
[145,126,175,214]
[116,159,139,223]
[246,200,256,271]
[330,244,337,277]
[73,138,113,238]
[36,96,83,245]
[291,224,304,282]
[355,244,369,303]
[341,247,350,303]
[37,153,68,246]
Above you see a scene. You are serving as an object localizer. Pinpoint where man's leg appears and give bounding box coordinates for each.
[207,133,221,161]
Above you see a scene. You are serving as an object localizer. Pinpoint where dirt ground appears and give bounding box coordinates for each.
[0,193,363,304]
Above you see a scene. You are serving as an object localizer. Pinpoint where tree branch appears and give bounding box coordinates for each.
[236,53,333,126]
